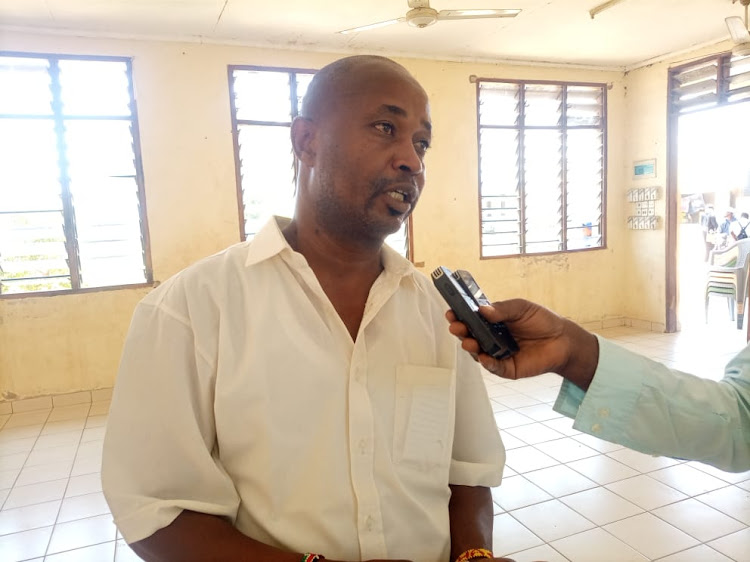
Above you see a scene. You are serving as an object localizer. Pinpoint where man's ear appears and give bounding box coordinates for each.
[291,116,317,166]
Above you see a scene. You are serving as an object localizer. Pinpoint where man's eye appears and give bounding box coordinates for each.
[415,139,430,153]
[375,122,394,135]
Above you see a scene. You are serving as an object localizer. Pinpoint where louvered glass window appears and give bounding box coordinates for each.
[0,53,150,296]
[228,66,410,258]
[477,80,606,257]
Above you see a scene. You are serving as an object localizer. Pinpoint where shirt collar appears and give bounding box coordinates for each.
[244,216,421,285]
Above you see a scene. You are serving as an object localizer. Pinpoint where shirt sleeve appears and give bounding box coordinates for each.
[553,335,750,472]
[449,345,506,487]
[102,293,240,544]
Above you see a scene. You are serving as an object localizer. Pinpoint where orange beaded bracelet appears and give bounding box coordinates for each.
[455,547,493,562]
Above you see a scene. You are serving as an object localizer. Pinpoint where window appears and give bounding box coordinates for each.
[476,79,606,257]
[0,53,151,296]
[228,66,411,258]
[669,52,750,114]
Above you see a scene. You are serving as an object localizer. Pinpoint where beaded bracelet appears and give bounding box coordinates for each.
[301,554,325,562]
[455,547,493,562]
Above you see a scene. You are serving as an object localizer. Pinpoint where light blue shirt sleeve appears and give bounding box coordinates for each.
[553,335,750,472]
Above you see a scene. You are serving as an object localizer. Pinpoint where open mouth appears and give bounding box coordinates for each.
[384,189,413,216]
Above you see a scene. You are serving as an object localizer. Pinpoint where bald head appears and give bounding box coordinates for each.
[300,55,424,121]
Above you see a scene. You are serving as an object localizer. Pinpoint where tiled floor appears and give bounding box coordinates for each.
[0,322,749,561]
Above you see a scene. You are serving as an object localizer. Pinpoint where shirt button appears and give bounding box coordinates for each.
[597,408,610,418]
[591,423,602,433]
[366,515,374,531]
[359,438,368,454]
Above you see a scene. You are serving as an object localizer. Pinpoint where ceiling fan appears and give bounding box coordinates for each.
[726,0,750,57]
[337,0,521,35]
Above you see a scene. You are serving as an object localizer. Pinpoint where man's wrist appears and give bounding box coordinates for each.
[559,321,599,391]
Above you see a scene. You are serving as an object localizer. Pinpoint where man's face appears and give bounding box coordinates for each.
[305,66,432,246]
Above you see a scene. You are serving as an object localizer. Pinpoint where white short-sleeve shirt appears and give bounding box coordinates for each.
[102,217,505,562]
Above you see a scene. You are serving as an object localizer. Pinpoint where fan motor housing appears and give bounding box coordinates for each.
[406,7,439,28]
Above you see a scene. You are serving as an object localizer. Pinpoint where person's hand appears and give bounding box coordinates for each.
[445,298,599,390]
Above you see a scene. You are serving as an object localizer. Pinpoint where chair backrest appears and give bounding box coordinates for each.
[710,239,750,269]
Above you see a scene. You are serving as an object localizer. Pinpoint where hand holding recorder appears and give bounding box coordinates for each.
[444,296,600,390]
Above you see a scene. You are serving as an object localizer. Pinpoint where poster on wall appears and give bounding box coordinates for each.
[633,159,656,179]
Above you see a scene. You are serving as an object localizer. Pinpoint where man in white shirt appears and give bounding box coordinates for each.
[103,56,510,562]
[446,299,750,473]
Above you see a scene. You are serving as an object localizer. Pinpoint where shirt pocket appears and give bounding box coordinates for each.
[393,365,455,471]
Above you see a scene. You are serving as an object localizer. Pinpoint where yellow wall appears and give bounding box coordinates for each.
[1,29,720,399]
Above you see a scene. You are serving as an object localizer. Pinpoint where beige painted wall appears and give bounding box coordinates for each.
[621,40,735,326]
[0,29,655,399]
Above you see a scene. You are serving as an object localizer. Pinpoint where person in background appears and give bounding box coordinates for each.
[700,204,719,261]
[446,299,750,473]
[730,211,750,241]
[102,55,516,562]
[717,207,737,249]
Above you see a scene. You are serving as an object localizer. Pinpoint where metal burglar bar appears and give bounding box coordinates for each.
[477,79,606,257]
[0,52,151,296]
[228,65,412,258]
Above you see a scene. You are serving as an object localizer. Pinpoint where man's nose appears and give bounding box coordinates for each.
[392,140,424,175]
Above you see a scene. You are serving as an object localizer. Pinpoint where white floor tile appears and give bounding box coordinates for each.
[606,448,682,473]
[51,391,91,408]
[505,423,565,445]
[0,424,43,442]
[81,426,107,443]
[550,527,648,562]
[491,475,552,512]
[491,512,544,557]
[605,475,688,511]
[71,455,102,477]
[523,464,597,498]
[0,468,20,489]
[44,539,116,562]
[0,436,36,456]
[560,486,643,525]
[649,464,733,496]
[14,461,73,487]
[0,525,53,562]
[84,415,108,429]
[707,527,750,561]
[47,513,117,554]
[652,498,746,542]
[40,419,86,437]
[514,403,563,422]
[498,431,526,450]
[33,430,82,450]
[534,437,600,463]
[493,410,534,430]
[492,393,543,409]
[3,478,67,510]
[695,485,750,525]
[46,405,90,423]
[57,492,110,523]
[510,499,596,542]
[506,543,571,562]
[687,462,750,485]
[654,544,732,561]
[3,411,50,429]
[504,446,559,474]
[572,433,625,454]
[737,480,750,492]
[0,452,28,471]
[541,417,581,437]
[604,512,700,559]
[25,444,77,467]
[64,473,103,498]
[0,499,60,535]
[567,455,639,485]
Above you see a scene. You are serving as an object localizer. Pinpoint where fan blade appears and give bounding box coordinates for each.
[437,9,521,20]
[726,16,750,44]
[338,18,405,34]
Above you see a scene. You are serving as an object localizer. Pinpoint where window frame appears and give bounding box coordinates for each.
[0,50,152,299]
[227,64,414,260]
[475,77,608,259]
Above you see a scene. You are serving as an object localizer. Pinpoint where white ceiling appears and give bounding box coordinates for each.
[0,0,743,69]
